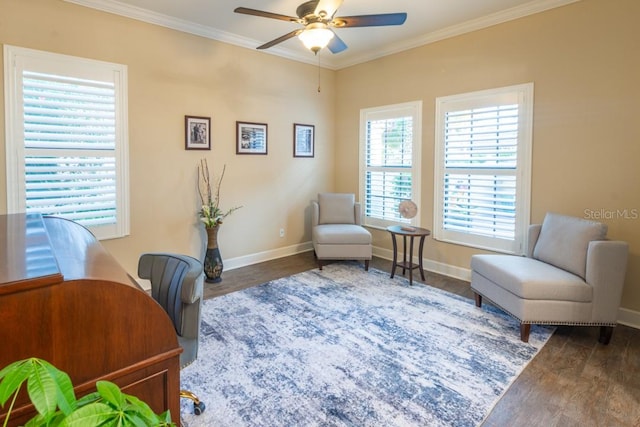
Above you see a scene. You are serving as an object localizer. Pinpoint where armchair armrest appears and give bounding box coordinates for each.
[311,200,319,227]
[526,224,542,258]
[176,255,204,305]
[585,240,629,323]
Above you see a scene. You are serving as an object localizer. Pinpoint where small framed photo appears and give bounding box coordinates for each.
[236,121,268,155]
[185,116,211,150]
[293,123,314,158]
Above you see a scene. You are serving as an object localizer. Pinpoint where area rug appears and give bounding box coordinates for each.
[180,263,553,427]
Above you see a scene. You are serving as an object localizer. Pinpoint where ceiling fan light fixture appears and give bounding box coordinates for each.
[298,23,334,54]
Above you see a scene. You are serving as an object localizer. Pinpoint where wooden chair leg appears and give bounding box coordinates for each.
[318,260,323,270]
[598,326,614,345]
[364,260,369,271]
[474,292,482,307]
[520,323,531,343]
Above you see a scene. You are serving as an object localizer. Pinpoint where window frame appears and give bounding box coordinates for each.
[359,100,422,230]
[433,83,533,254]
[4,45,130,240]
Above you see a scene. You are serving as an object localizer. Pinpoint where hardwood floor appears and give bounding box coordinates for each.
[204,252,640,427]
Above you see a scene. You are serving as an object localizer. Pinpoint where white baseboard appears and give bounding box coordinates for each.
[617,307,640,330]
[224,243,472,281]
[223,241,314,271]
[222,241,640,330]
[372,247,472,282]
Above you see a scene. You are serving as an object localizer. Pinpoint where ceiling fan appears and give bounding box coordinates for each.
[234,0,407,55]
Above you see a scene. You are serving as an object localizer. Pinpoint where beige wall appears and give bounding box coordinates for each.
[0,0,336,275]
[335,0,640,311]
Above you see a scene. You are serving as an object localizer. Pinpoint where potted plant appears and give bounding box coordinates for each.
[0,358,174,426]
[197,159,241,283]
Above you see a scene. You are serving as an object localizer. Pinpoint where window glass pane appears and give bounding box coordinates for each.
[22,71,118,229]
[443,173,516,239]
[365,170,412,222]
[23,71,116,150]
[366,117,412,167]
[25,155,117,226]
[444,105,518,168]
[442,104,519,240]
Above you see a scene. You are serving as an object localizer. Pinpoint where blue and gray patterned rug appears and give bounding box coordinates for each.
[180,263,553,427]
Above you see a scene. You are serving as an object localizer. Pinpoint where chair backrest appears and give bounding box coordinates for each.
[138,253,204,366]
[316,193,358,225]
[531,212,608,279]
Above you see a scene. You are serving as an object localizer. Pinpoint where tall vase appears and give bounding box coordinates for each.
[204,225,223,283]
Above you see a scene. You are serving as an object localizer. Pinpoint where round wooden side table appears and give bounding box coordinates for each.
[386,225,431,286]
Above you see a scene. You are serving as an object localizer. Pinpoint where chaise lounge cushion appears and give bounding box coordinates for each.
[532,212,607,279]
[471,255,592,303]
[313,224,372,245]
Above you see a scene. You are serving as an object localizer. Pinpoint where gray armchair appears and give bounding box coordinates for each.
[471,213,628,344]
[311,193,372,270]
[138,252,206,415]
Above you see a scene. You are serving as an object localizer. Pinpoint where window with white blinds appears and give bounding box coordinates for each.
[434,84,533,254]
[359,101,422,229]
[4,45,129,240]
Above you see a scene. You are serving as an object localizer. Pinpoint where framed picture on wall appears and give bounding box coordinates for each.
[293,123,314,158]
[185,116,211,150]
[236,121,268,155]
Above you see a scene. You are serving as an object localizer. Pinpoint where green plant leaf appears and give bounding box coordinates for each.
[58,401,115,426]
[95,381,125,408]
[26,361,59,417]
[122,394,156,420]
[75,391,101,408]
[24,413,45,427]
[119,396,162,426]
[121,411,152,427]
[41,360,76,416]
[157,410,175,426]
[0,359,31,405]
[24,411,65,427]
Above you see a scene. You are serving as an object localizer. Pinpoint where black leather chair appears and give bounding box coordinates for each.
[138,252,206,415]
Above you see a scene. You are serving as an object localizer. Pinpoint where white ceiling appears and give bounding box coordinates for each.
[64,0,578,70]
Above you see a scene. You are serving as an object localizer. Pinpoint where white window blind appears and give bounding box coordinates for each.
[360,101,422,229]
[4,45,129,240]
[434,84,533,254]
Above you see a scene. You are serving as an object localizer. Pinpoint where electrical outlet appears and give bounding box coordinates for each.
[279,228,285,238]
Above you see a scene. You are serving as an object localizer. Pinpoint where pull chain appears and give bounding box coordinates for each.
[317,52,321,93]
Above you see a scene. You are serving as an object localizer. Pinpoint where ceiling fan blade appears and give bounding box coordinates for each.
[333,13,407,28]
[314,0,343,19]
[327,31,347,54]
[234,7,299,23]
[257,29,303,50]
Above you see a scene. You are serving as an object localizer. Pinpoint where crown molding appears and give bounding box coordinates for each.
[64,0,580,70]
[333,0,581,69]
[63,0,320,67]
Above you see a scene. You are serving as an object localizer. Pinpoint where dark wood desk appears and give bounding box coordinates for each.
[0,214,181,426]
[387,225,431,286]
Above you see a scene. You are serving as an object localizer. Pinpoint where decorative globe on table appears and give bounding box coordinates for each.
[398,199,418,232]
[198,159,241,283]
